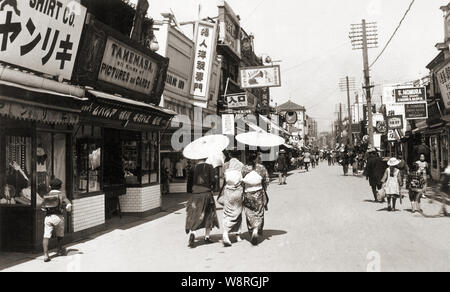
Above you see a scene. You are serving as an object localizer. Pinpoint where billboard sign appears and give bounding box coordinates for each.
[394,87,426,103]
[404,103,428,120]
[240,65,281,89]
[437,62,450,109]
[0,0,87,80]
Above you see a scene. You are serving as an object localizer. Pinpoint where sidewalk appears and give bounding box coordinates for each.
[0,193,191,271]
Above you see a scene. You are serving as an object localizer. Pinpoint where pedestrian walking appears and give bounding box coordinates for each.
[416,154,429,182]
[340,149,350,176]
[242,152,270,246]
[303,150,311,172]
[381,158,403,212]
[220,151,245,247]
[276,150,288,185]
[406,162,426,213]
[185,155,221,248]
[364,148,387,202]
[41,178,72,263]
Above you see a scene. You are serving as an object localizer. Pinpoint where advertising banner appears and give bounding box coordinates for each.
[0,0,87,80]
[240,65,281,89]
[404,103,428,120]
[394,87,426,103]
[222,114,235,136]
[99,37,159,95]
[190,21,217,104]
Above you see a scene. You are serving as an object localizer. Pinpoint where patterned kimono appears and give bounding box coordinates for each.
[222,158,245,233]
[242,164,270,234]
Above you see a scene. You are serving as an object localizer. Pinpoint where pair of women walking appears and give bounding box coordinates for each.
[185,151,269,248]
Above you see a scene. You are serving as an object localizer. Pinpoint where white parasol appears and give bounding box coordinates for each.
[183,135,230,160]
[236,131,285,148]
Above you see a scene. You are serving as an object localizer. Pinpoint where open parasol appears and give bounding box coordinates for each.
[236,131,285,148]
[183,135,230,160]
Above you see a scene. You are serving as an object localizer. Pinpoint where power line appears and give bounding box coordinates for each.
[240,0,267,23]
[370,0,416,68]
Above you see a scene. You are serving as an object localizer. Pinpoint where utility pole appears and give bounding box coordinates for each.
[350,20,378,147]
[340,77,355,146]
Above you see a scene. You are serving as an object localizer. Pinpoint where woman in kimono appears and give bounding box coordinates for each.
[185,155,222,248]
[242,152,270,246]
[220,151,245,247]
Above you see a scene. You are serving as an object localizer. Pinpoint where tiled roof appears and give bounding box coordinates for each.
[277,100,305,111]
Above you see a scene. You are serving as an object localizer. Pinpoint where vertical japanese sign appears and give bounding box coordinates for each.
[190,21,217,107]
[0,0,87,80]
[437,62,450,109]
[222,114,235,136]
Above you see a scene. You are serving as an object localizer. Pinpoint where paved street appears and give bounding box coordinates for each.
[1,163,449,272]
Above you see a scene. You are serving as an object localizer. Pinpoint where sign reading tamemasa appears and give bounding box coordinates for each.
[98,37,158,95]
[0,0,87,80]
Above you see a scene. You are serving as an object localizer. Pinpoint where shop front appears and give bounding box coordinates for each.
[76,91,174,224]
[0,80,84,252]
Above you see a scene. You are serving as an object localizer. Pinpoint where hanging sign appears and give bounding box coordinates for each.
[222,114,235,136]
[0,0,87,80]
[387,115,404,130]
[404,103,428,120]
[190,21,217,105]
[437,62,450,109]
[240,65,281,89]
[394,87,426,103]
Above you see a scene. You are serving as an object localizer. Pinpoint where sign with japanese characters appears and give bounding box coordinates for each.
[190,21,217,105]
[437,62,450,109]
[98,37,159,95]
[218,1,240,59]
[394,87,426,103]
[0,100,79,125]
[387,115,404,130]
[404,103,428,120]
[240,65,281,89]
[222,114,235,136]
[0,0,87,80]
[226,93,248,108]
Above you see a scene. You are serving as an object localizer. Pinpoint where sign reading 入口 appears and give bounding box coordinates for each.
[98,37,158,95]
[240,65,281,89]
[394,87,426,103]
[190,21,217,104]
[0,0,87,80]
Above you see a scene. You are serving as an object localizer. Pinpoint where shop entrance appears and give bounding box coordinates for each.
[103,128,126,219]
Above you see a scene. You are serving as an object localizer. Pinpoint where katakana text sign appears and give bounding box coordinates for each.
[240,65,281,89]
[0,0,87,80]
[190,21,217,103]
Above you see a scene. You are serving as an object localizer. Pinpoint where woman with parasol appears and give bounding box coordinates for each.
[183,135,229,248]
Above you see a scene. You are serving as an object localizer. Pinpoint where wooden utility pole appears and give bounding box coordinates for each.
[350,19,378,147]
[340,77,355,146]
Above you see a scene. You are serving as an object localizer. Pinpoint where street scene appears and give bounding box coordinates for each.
[0,0,449,274]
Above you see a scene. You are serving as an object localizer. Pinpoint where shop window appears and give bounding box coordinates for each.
[123,139,141,185]
[35,132,67,204]
[1,136,32,206]
[142,132,159,185]
[75,140,102,195]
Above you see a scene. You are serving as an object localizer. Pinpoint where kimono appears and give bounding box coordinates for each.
[185,163,219,233]
[242,164,270,234]
[221,158,245,233]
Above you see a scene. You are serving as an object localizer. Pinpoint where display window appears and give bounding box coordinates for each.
[35,132,68,205]
[1,135,32,206]
[74,125,103,196]
[142,132,159,185]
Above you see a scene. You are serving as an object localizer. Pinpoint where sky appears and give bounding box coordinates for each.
[132,0,447,132]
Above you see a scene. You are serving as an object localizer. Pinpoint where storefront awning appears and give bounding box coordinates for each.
[82,90,176,128]
[0,80,86,125]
